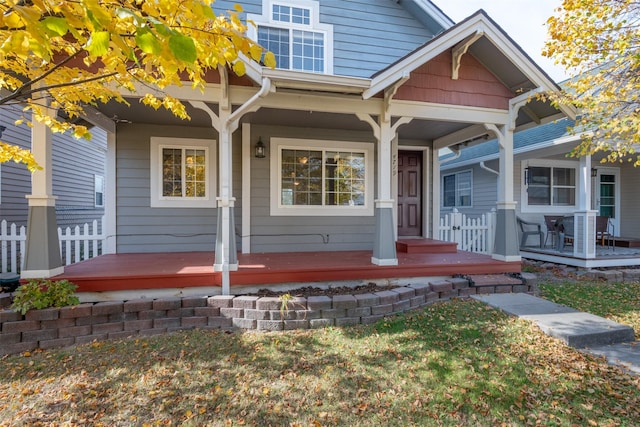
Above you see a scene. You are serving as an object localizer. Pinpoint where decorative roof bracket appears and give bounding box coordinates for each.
[383,71,410,123]
[451,30,483,80]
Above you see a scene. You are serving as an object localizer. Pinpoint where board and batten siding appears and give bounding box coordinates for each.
[248,124,377,253]
[115,124,241,253]
[0,107,106,228]
[213,0,438,78]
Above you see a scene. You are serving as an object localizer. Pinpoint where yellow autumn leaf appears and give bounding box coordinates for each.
[0,0,271,171]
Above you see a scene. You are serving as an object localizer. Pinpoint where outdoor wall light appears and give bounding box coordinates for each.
[591,168,598,178]
[255,137,266,158]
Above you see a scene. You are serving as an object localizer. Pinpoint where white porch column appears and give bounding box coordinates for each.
[575,155,597,258]
[22,107,64,279]
[372,119,397,265]
[431,148,441,240]
[357,113,411,266]
[104,131,117,254]
[214,117,238,297]
[191,75,271,295]
[485,123,520,262]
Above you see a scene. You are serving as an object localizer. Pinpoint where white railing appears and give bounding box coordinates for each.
[0,217,105,273]
[1,220,26,274]
[439,209,497,254]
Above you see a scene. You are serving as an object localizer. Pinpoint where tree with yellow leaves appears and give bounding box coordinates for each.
[0,0,274,171]
[544,0,639,165]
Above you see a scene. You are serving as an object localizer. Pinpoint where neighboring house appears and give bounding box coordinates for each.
[0,106,107,229]
[439,116,640,265]
[22,0,575,291]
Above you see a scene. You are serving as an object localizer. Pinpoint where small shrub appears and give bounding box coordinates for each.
[11,279,80,314]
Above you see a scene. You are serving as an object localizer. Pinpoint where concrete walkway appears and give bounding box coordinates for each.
[472,293,640,375]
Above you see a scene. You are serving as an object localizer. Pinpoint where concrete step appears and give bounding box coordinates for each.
[395,239,457,254]
[466,274,523,287]
[473,293,636,349]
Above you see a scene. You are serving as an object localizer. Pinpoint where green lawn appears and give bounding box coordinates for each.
[1,281,639,426]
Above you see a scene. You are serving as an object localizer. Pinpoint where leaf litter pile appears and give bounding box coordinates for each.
[1,279,640,426]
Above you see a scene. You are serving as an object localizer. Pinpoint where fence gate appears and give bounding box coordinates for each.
[438,209,496,255]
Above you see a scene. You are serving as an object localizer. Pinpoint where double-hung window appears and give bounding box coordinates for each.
[442,170,472,208]
[270,138,373,216]
[248,0,333,74]
[150,137,216,208]
[522,160,577,212]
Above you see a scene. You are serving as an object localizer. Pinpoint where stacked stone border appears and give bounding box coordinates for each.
[0,275,538,356]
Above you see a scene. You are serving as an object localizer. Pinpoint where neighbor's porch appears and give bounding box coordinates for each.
[52,240,521,302]
[520,239,640,268]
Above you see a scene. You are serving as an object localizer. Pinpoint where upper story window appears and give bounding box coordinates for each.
[521,160,577,213]
[248,0,334,74]
[442,170,472,208]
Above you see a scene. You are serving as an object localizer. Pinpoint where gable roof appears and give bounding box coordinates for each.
[440,117,578,169]
[365,10,575,127]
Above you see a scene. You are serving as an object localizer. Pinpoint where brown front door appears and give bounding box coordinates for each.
[397,151,422,237]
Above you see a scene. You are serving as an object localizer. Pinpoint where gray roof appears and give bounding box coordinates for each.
[441,118,576,167]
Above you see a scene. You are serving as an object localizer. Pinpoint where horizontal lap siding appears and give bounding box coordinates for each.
[1,108,106,228]
[620,165,640,237]
[115,124,241,254]
[0,108,32,225]
[249,125,376,253]
[52,128,107,228]
[214,0,436,78]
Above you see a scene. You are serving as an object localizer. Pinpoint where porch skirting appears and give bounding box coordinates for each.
[0,275,537,356]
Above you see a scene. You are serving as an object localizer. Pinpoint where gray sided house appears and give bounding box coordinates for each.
[23,0,575,290]
[0,106,107,229]
[440,117,640,266]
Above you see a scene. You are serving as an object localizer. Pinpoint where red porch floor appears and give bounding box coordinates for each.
[54,249,521,293]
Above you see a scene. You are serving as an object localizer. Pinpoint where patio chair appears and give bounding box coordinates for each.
[596,216,615,249]
[543,215,563,248]
[557,215,574,251]
[516,217,544,248]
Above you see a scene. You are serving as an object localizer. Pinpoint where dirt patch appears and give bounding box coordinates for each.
[248,282,399,298]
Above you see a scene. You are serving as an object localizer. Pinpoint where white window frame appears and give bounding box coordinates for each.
[270,137,373,216]
[248,0,334,74]
[150,137,217,208]
[94,174,104,208]
[520,159,578,214]
[442,170,473,209]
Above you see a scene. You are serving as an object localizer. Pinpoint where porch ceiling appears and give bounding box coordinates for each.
[97,98,470,141]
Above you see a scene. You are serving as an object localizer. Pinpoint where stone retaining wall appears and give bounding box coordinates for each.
[0,277,537,356]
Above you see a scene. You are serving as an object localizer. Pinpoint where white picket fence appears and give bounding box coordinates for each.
[0,217,105,273]
[439,209,497,254]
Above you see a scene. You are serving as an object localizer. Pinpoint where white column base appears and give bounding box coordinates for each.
[20,266,65,280]
[491,254,521,262]
[214,263,239,272]
[371,256,398,266]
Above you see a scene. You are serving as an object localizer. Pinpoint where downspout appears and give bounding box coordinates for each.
[440,145,462,164]
[217,77,272,295]
[228,78,272,128]
[479,161,499,175]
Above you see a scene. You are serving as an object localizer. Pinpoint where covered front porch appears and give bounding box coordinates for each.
[53,243,521,302]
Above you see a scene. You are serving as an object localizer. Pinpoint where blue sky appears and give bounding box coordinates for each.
[434,0,570,82]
